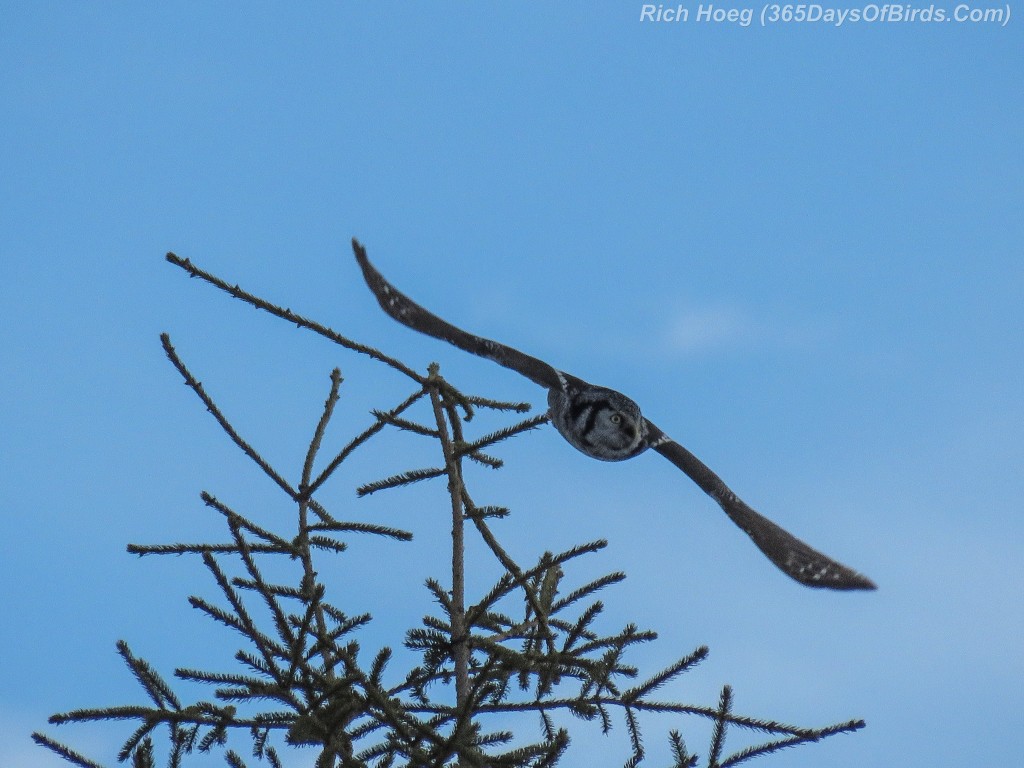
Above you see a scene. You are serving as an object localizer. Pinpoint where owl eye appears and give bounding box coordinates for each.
[610,413,622,424]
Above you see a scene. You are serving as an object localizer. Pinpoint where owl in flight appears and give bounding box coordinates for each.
[351,240,875,591]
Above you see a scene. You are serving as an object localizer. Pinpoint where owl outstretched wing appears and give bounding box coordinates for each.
[645,420,876,590]
[353,239,573,392]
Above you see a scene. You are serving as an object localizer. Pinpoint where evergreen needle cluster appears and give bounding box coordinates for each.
[34,252,864,767]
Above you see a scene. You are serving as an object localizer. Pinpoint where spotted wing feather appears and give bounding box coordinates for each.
[646,420,876,590]
[352,240,568,391]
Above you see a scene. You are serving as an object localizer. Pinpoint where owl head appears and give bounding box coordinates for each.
[548,384,648,462]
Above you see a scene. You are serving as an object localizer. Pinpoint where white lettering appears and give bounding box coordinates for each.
[955,4,1007,21]
[695,4,753,25]
[640,3,688,22]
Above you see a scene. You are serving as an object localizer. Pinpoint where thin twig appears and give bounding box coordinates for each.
[403,698,815,736]
[707,686,732,768]
[165,252,425,384]
[160,334,297,500]
[32,733,110,768]
[308,388,426,495]
[460,486,557,656]
[297,370,345,685]
[302,368,343,495]
[128,543,292,556]
[200,492,295,552]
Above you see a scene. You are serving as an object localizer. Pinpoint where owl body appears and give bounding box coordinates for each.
[547,383,649,461]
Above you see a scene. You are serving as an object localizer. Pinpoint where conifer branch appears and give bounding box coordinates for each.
[306,520,413,541]
[160,334,297,500]
[308,388,426,495]
[128,543,292,556]
[230,580,305,599]
[455,415,549,458]
[226,518,295,651]
[707,686,733,768]
[463,395,532,413]
[174,668,269,688]
[371,409,440,438]
[118,719,160,761]
[464,450,504,470]
[198,552,290,690]
[464,505,510,520]
[560,602,606,652]
[461,488,558,654]
[623,647,710,703]
[718,734,814,767]
[668,730,698,768]
[426,367,471,720]
[356,467,447,497]
[296,369,343,695]
[117,640,181,710]
[718,718,866,766]
[625,705,644,762]
[31,733,106,768]
[552,572,627,614]
[165,252,424,383]
[201,492,295,551]
[302,368,343,496]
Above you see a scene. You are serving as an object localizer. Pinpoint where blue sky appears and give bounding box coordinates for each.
[2,2,1021,766]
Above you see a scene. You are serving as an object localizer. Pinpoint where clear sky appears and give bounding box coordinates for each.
[2,3,1021,767]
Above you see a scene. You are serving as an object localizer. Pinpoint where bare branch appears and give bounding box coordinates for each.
[165,252,424,383]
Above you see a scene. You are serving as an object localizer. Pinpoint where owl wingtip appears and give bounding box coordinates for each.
[803,569,877,591]
[854,575,878,591]
[833,564,877,591]
[350,238,385,292]
[351,237,369,263]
